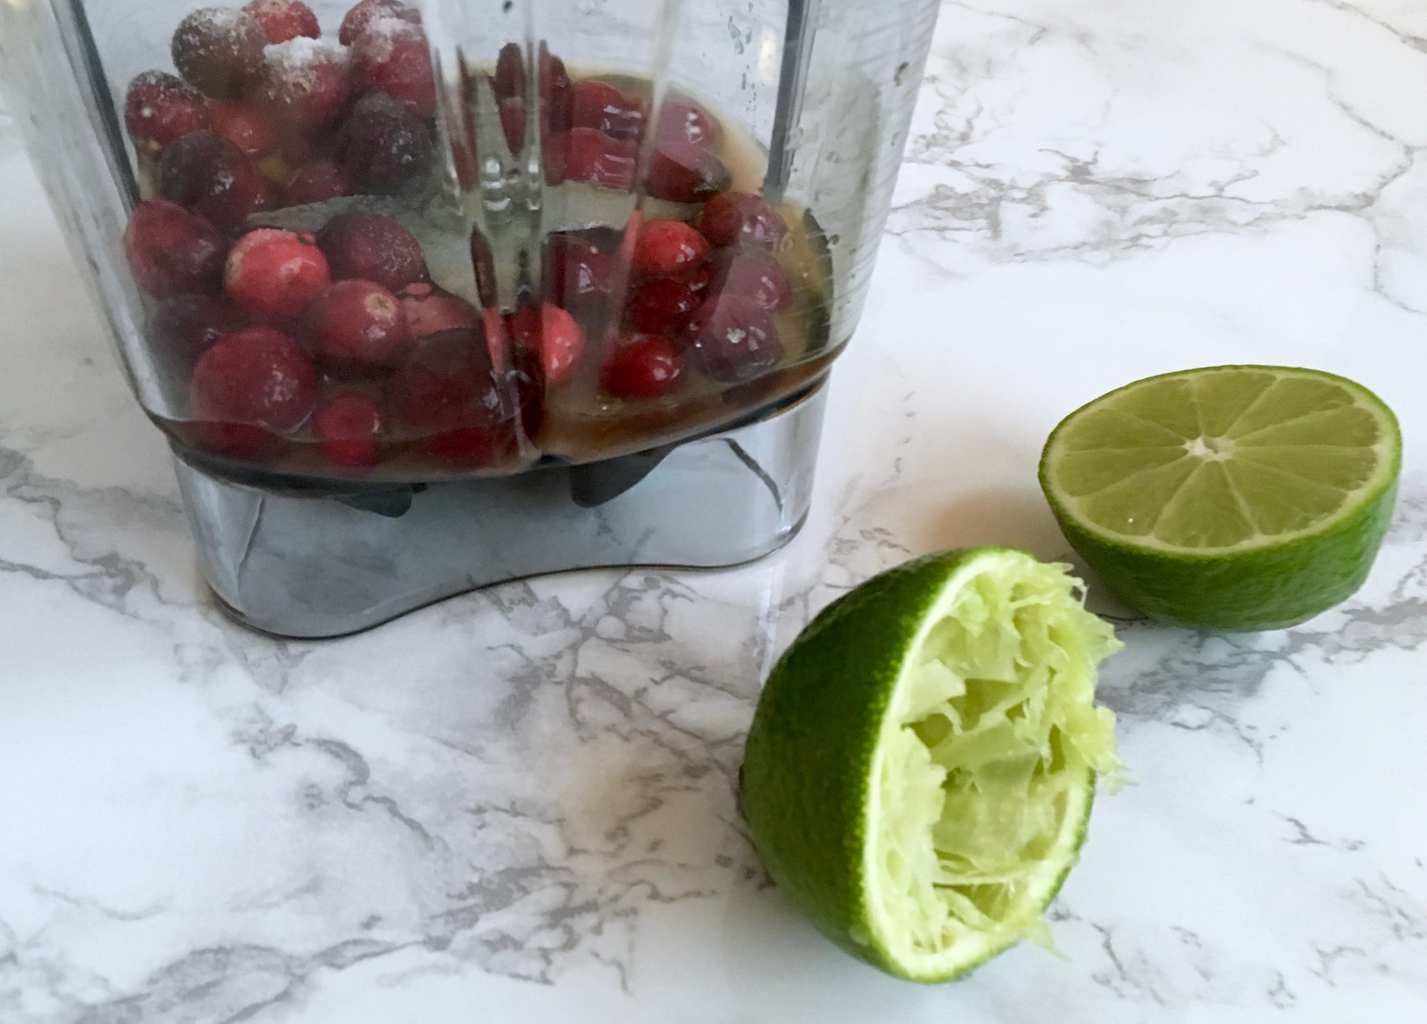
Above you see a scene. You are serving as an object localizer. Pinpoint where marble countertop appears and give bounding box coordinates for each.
[3,1,1426,1020]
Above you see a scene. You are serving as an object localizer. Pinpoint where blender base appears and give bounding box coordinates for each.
[173,384,827,639]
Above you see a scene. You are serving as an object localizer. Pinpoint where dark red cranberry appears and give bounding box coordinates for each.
[158,131,276,233]
[542,131,568,185]
[562,127,637,191]
[254,41,351,135]
[171,7,267,99]
[424,425,514,467]
[571,80,644,140]
[645,141,730,203]
[351,22,437,118]
[339,0,419,45]
[499,97,527,152]
[210,101,278,158]
[601,334,684,398]
[508,303,585,385]
[539,46,572,132]
[494,43,524,100]
[305,280,411,374]
[151,295,249,382]
[624,275,702,334]
[696,191,787,250]
[399,283,480,340]
[335,92,433,194]
[124,72,209,151]
[224,228,331,319]
[190,325,318,456]
[282,158,353,205]
[544,232,617,315]
[633,219,709,277]
[685,295,782,383]
[711,247,792,312]
[315,393,385,468]
[243,1,319,43]
[389,329,512,447]
[125,201,227,298]
[317,212,428,290]
[656,98,717,148]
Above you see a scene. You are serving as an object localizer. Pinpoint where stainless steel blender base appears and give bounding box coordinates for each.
[173,385,827,638]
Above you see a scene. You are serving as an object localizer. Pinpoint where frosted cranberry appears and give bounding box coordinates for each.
[305,280,410,374]
[254,41,351,135]
[336,92,433,194]
[339,0,419,45]
[645,141,730,203]
[711,247,792,312]
[244,1,319,43]
[317,212,428,290]
[624,275,702,334]
[190,326,317,456]
[633,219,709,277]
[211,101,278,157]
[158,131,276,233]
[351,23,436,118]
[656,98,717,148]
[571,80,644,140]
[224,228,331,319]
[389,329,503,431]
[399,283,480,340]
[282,158,353,205]
[171,7,267,99]
[696,191,787,250]
[601,334,683,398]
[499,97,526,152]
[562,127,637,191]
[125,201,227,298]
[494,43,523,100]
[124,72,209,151]
[508,303,585,385]
[151,295,249,381]
[685,295,782,383]
[540,46,572,132]
[315,393,384,468]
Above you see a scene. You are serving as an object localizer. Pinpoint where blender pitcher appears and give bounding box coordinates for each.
[0,0,939,637]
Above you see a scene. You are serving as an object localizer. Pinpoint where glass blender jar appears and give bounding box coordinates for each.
[0,0,939,637]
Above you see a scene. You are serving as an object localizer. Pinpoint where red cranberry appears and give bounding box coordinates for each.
[190,325,318,456]
[562,127,637,191]
[540,46,572,132]
[711,247,792,312]
[158,131,276,233]
[601,334,684,398]
[633,219,709,277]
[696,191,787,250]
[125,200,227,298]
[243,1,319,43]
[339,0,419,45]
[305,280,411,374]
[389,331,517,469]
[494,43,524,100]
[624,275,702,334]
[171,7,267,99]
[351,22,436,118]
[317,212,428,290]
[399,283,480,340]
[645,141,730,203]
[210,101,278,158]
[224,228,331,319]
[499,97,527,152]
[544,232,617,315]
[254,40,351,135]
[315,393,385,468]
[685,295,783,383]
[656,98,718,148]
[282,158,353,205]
[336,92,433,194]
[151,295,249,381]
[571,80,644,140]
[124,72,209,151]
[508,303,585,385]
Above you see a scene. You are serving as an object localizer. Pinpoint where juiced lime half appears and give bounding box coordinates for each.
[741,548,1121,983]
[1040,365,1401,631]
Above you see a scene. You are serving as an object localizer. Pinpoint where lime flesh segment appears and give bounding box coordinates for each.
[741,549,1121,983]
[1040,365,1402,631]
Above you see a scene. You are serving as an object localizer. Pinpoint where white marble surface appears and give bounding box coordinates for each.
[3,1,1427,1020]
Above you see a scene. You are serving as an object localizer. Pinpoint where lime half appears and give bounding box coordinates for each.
[741,548,1121,982]
[1040,365,1401,631]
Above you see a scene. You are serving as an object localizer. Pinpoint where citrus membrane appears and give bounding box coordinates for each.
[741,548,1121,982]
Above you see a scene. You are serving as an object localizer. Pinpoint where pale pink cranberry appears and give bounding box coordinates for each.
[645,141,730,203]
[158,130,276,233]
[508,303,585,385]
[561,127,637,191]
[317,212,428,290]
[601,334,683,398]
[210,100,278,158]
[656,98,717,148]
[190,325,317,456]
[399,283,480,340]
[253,39,351,135]
[224,228,332,319]
[125,200,227,298]
[282,158,353,206]
[633,219,709,277]
[339,0,419,45]
[624,275,702,334]
[696,191,787,250]
[570,80,644,140]
[685,295,782,382]
[315,393,384,468]
[711,247,792,312]
[335,92,433,194]
[351,22,436,118]
[171,7,267,99]
[243,1,319,43]
[124,72,209,151]
[304,280,411,374]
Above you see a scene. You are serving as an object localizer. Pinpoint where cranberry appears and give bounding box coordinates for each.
[633,219,709,277]
[696,191,787,250]
[656,98,717,148]
[624,275,702,334]
[351,22,436,118]
[508,303,585,385]
[571,80,644,140]
[399,283,480,340]
[315,393,385,468]
[316,212,428,290]
[544,231,617,316]
[494,43,524,100]
[243,1,319,43]
[540,46,572,132]
[499,97,527,152]
[151,295,249,381]
[305,280,411,374]
[335,92,433,194]
[710,247,792,312]
[685,295,782,383]
[210,101,278,158]
[644,141,730,203]
[282,158,353,205]
[224,228,331,319]
[158,131,276,233]
[339,0,419,45]
[254,40,351,136]
[190,325,318,456]
[390,330,517,466]
[562,127,637,191]
[601,334,684,398]
[124,72,209,151]
[171,7,267,99]
[125,200,227,298]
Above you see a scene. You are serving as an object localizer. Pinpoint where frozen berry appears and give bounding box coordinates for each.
[339,0,419,45]
[335,92,433,193]
[315,393,384,467]
[508,303,585,385]
[494,42,524,100]
[254,39,351,135]
[351,21,436,118]
[685,295,782,382]
[244,1,319,43]
[389,330,516,469]
[539,46,572,132]
[710,247,792,312]
[499,97,526,152]
[190,325,317,456]
[124,72,209,151]
[282,158,353,205]
[151,295,249,382]
[317,211,428,290]
[210,100,278,157]
[656,98,717,148]
[696,191,787,250]
[644,141,730,203]
[562,127,637,191]
[224,228,331,319]
[399,283,480,340]
[125,200,227,298]
[544,231,617,317]
[601,334,683,398]
[571,80,644,140]
[633,219,709,277]
[158,131,277,233]
[624,275,702,334]
[305,280,410,373]
[171,7,267,99]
